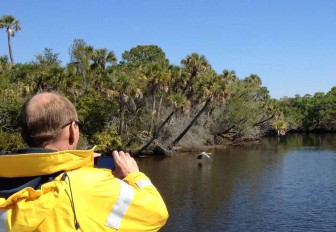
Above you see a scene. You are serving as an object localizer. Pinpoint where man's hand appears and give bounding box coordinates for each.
[112,150,139,179]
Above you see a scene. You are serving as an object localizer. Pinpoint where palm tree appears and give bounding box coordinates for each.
[181,53,209,96]
[170,70,228,148]
[137,93,189,154]
[91,48,117,70]
[145,67,171,131]
[107,67,144,136]
[170,97,212,147]
[0,15,22,64]
[222,69,238,84]
[137,53,210,154]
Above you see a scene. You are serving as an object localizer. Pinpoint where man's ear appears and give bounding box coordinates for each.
[68,122,75,145]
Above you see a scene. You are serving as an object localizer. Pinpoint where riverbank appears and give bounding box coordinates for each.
[136,131,336,156]
[135,137,263,156]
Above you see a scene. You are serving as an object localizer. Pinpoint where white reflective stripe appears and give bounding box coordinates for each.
[136,179,154,188]
[0,210,8,232]
[105,179,134,229]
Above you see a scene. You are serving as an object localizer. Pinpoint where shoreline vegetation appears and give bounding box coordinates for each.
[1,16,336,155]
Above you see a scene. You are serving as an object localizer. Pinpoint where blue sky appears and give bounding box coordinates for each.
[1,0,335,99]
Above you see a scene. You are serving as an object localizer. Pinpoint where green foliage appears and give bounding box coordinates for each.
[1,30,335,153]
[0,55,9,74]
[273,120,287,135]
[121,45,169,70]
[35,48,61,66]
[69,39,92,74]
[92,128,122,154]
[210,74,275,140]
[0,130,25,152]
[69,39,117,74]
[76,88,117,140]
[0,88,24,130]
[279,87,336,131]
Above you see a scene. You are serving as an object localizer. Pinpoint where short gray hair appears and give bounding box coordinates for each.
[20,92,78,147]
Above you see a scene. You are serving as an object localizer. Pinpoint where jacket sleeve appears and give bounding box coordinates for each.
[120,171,169,231]
[70,168,168,232]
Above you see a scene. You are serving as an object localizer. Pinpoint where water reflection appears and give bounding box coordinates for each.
[280,133,336,150]
[136,134,336,232]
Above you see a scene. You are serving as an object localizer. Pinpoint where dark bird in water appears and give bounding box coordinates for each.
[197,152,212,160]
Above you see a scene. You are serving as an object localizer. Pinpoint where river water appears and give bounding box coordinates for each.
[136,133,336,232]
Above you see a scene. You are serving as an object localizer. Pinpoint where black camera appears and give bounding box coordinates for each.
[94,156,115,171]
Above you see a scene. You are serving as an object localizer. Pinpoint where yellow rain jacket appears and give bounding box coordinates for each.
[0,148,168,232]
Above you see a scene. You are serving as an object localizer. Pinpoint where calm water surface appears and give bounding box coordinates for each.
[136,134,336,232]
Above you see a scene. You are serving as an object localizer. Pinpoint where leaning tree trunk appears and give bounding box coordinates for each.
[136,68,199,154]
[7,32,14,65]
[253,114,275,127]
[136,109,177,154]
[170,97,212,148]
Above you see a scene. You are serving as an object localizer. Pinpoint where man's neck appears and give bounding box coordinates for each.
[44,141,74,151]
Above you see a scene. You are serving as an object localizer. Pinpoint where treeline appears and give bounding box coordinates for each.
[0,41,335,154]
[279,91,336,132]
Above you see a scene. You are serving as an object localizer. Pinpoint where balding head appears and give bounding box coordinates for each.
[20,92,78,147]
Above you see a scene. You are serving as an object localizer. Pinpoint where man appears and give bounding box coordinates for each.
[0,92,168,231]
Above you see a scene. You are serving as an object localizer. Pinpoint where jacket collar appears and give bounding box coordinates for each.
[0,147,95,178]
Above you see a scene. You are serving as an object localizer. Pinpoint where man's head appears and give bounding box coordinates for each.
[20,92,80,150]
